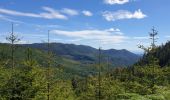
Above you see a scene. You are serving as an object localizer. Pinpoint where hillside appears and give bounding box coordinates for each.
[0,43,140,78]
[21,43,140,66]
[0,43,96,78]
[1,43,170,100]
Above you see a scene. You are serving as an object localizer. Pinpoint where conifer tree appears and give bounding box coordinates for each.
[47,30,51,100]
[97,47,102,100]
[6,23,20,70]
[5,23,21,99]
[107,56,110,77]
[24,47,36,67]
[138,27,159,94]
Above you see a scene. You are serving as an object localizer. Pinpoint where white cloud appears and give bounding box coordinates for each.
[82,10,93,16]
[61,8,78,16]
[107,28,120,32]
[165,36,170,38]
[106,28,123,35]
[17,40,28,44]
[68,39,83,42]
[41,7,67,19]
[104,0,129,5]
[35,24,60,29]
[102,9,147,21]
[51,28,127,44]
[0,7,67,20]
[0,8,40,17]
[133,36,149,40]
[0,14,24,23]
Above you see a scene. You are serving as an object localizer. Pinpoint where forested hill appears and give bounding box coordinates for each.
[0,43,95,78]
[137,41,170,67]
[0,43,139,77]
[21,43,140,66]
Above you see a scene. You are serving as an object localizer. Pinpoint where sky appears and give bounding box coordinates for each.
[0,0,170,54]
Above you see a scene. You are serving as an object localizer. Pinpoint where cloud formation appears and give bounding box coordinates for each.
[165,36,170,38]
[0,14,24,23]
[82,10,93,16]
[102,9,147,21]
[0,7,94,20]
[104,0,129,5]
[51,28,127,44]
[0,7,69,20]
[61,8,79,16]
[41,7,68,19]
[133,36,149,40]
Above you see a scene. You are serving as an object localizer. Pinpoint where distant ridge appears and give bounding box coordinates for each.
[21,43,140,66]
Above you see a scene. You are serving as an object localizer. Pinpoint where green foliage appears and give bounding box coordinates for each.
[145,94,165,100]
[22,43,140,66]
[0,41,170,100]
[50,80,76,100]
[116,93,149,100]
[0,64,46,99]
[138,41,170,67]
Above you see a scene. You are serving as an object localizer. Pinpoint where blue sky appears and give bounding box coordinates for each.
[0,0,170,53]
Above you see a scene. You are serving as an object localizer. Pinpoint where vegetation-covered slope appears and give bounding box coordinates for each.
[21,43,140,66]
[1,39,170,99]
[0,43,96,78]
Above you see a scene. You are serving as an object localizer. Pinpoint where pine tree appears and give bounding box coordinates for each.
[138,27,159,94]
[6,23,20,70]
[97,47,102,100]
[5,23,21,99]
[45,30,55,100]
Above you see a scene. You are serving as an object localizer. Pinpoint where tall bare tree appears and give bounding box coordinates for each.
[138,27,158,94]
[6,23,21,99]
[47,30,50,100]
[97,47,102,100]
[6,23,20,70]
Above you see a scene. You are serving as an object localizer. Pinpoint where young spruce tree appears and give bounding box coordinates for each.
[138,27,159,94]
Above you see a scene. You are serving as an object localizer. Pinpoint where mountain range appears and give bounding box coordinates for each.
[21,43,140,67]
